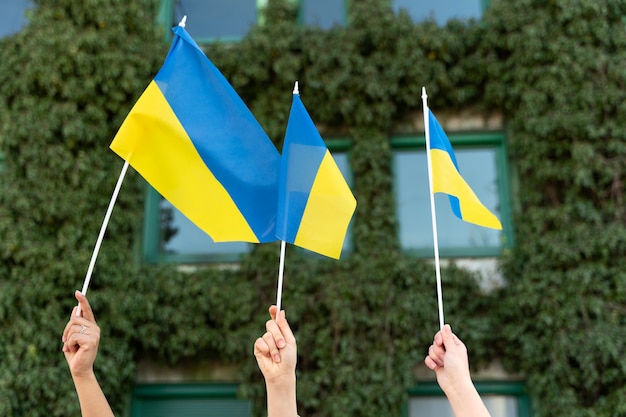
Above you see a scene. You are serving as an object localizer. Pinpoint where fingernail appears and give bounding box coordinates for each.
[277,340,285,348]
[273,354,281,363]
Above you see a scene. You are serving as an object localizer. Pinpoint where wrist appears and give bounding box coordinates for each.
[265,371,296,389]
[443,376,476,400]
[71,368,97,381]
[266,373,297,417]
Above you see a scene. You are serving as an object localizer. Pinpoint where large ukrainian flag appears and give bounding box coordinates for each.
[276,91,357,259]
[110,25,279,243]
[428,109,502,230]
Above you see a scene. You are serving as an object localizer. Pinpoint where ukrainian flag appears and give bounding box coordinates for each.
[110,25,279,243]
[276,91,357,259]
[428,109,502,230]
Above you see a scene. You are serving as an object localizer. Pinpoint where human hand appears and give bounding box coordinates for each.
[62,291,101,379]
[424,324,472,396]
[254,306,297,386]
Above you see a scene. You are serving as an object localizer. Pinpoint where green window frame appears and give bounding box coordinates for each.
[157,0,348,43]
[404,381,532,417]
[131,383,251,417]
[142,139,354,264]
[391,131,513,258]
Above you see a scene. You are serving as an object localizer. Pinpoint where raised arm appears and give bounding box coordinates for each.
[62,290,114,417]
[425,324,491,417]
[254,306,298,417]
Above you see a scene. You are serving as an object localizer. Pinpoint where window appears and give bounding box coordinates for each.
[392,0,489,25]
[143,144,353,264]
[332,149,354,254]
[172,0,259,42]
[131,384,251,417]
[0,0,32,38]
[299,0,347,29]
[159,0,347,42]
[392,132,511,258]
[407,381,532,417]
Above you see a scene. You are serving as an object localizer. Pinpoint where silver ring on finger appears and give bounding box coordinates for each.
[80,325,87,334]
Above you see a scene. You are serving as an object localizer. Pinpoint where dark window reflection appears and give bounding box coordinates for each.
[159,199,250,256]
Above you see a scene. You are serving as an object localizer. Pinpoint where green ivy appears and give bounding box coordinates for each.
[1,0,625,416]
[482,1,626,415]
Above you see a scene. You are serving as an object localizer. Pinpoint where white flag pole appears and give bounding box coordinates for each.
[275,240,287,319]
[422,87,445,330]
[76,160,129,315]
[274,81,300,320]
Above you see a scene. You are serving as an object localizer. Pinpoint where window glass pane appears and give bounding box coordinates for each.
[394,147,501,254]
[334,152,353,252]
[393,0,482,25]
[0,0,32,38]
[160,199,250,256]
[409,395,518,417]
[301,0,345,29]
[174,0,257,40]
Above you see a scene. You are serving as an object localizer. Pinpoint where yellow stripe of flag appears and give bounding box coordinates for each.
[110,81,259,242]
[294,150,357,259]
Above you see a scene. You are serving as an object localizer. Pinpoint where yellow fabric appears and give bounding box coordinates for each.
[431,149,502,230]
[295,151,357,258]
[110,81,259,242]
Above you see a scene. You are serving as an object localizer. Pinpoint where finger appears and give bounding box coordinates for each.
[72,323,92,336]
[62,307,79,342]
[265,319,286,349]
[75,291,96,323]
[441,324,464,350]
[63,333,85,354]
[65,332,97,354]
[428,344,445,366]
[424,355,440,371]
[254,337,270,358]
[275,309,296,345]
[62,316,96,342]
[430,337,445,355]
[261,331,281,363]
[269,306,296,345]
[434,330,443,347]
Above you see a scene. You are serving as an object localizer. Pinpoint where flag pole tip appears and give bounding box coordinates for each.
[178,15,187,27]
[421,86,427,99]
[293,81,299,95]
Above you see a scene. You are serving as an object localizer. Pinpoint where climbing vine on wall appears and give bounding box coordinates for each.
[1,0,626,416]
